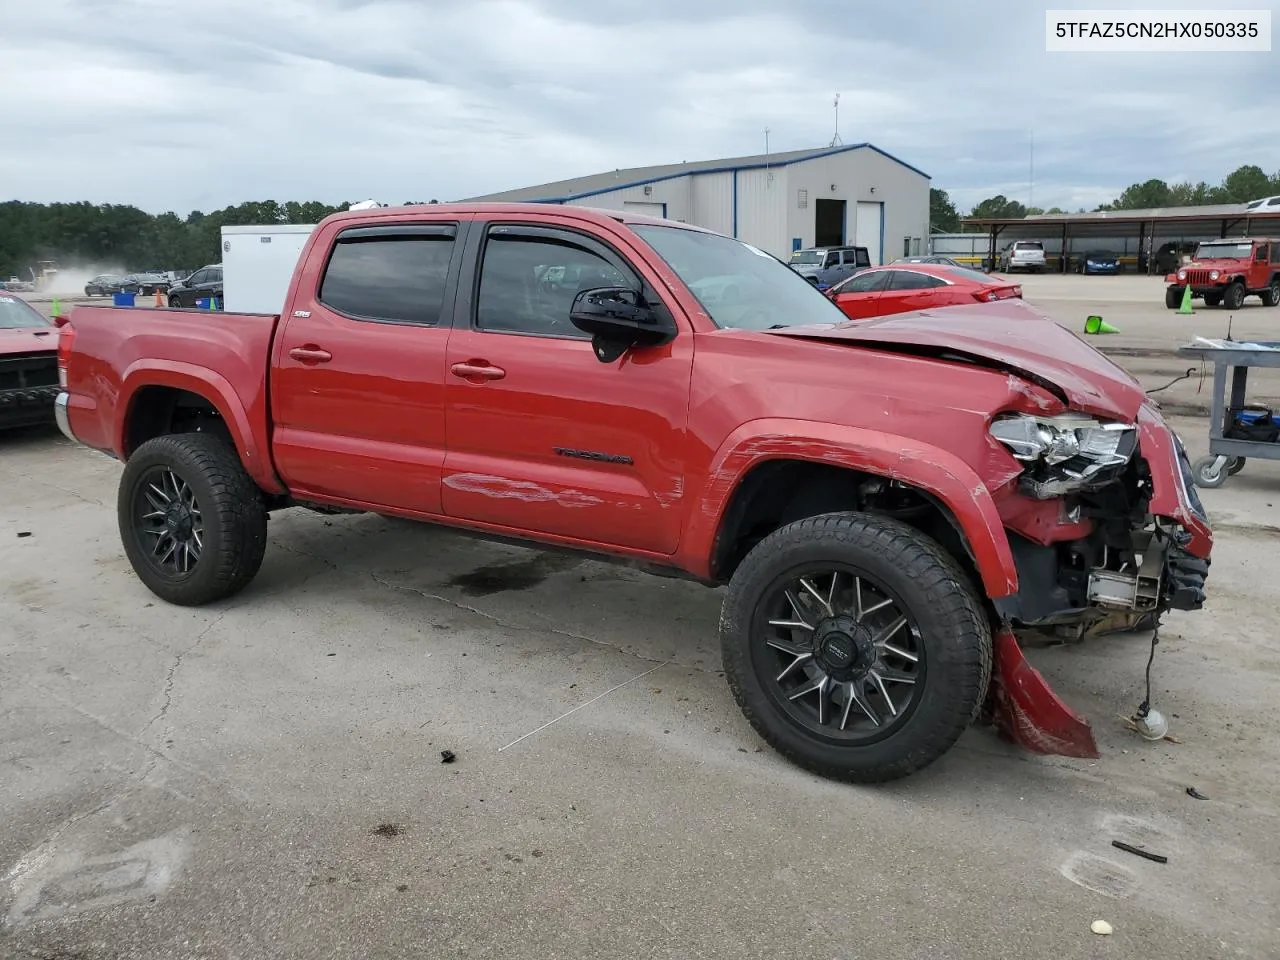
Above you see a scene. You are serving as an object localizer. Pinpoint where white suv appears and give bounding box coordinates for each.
[1000,241,1046,273]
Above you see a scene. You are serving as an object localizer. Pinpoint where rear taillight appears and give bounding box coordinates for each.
[57,323,75,388]
[974,286,1020,302]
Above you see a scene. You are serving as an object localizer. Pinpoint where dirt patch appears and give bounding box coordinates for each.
[372,823,403,838]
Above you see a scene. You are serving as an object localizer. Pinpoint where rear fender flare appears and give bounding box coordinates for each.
[118,360,283,494]
[685,419,1018,598]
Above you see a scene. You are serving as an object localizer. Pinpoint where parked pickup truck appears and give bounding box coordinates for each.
[1164,237,1280,310]
[54,203,1213,783]
[1,293,59,430]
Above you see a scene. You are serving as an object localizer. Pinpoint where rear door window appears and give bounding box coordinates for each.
[887,271,945,290]
[319,225,457,325]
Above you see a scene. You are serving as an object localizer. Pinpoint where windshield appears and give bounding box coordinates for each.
[1195,242,1252,260]
[789,250,822,264]
[0,295,52,329]
[634,226,846,330]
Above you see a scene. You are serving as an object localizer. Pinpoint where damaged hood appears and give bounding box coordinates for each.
[770,301,1146,421]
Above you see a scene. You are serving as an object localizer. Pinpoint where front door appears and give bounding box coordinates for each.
[831,269,890,320]
[270,218,467,513]
[441,220,693,555]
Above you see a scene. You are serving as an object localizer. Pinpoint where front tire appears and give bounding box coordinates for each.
[118,433,268,606]
[1165,286,1182,309]
[1224,281,1246,310]
[720,512,992,783]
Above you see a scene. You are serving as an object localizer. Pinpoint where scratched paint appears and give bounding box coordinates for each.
[444,473,603,509]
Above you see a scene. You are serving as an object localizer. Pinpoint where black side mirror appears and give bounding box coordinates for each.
[569,286,675,363]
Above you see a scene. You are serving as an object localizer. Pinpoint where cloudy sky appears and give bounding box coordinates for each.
[3,0,1276,215]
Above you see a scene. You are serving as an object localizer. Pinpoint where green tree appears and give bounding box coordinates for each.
[1216,164,1272,203]
[929,187,960,232]
[969,195,1027,220]
[1112,178,1172,210]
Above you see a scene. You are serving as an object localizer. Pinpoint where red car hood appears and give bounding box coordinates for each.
[771,301,1146,421]
[0,326,57,356]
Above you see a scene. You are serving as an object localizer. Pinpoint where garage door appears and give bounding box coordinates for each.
[854,202,883,265]
[623,201,667,219]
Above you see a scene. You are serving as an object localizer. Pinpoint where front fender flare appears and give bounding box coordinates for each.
[118,360,284,494]
[683,419,1018,598]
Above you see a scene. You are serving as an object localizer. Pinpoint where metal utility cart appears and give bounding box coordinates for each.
[1176,339,1280,488]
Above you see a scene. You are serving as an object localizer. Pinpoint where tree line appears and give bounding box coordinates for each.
[0,199,436,281]
[929,163,1280,232]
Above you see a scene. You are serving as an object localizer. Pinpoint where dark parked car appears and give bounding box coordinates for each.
[84,274,126,297]
[1151,241,1197,275]
[121,273,171,296]
[1077,250,1121,275]
[165,264,223,308]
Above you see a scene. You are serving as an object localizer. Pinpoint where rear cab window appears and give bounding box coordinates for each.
[319,223,458,325]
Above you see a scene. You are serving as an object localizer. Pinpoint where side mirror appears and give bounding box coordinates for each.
[569,287,675,363]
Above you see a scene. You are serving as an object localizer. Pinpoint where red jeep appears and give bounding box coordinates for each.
[54,204,1212,782]
[1164,237,1280,309]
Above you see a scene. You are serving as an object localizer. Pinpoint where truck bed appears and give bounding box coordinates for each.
[60,305,280,481]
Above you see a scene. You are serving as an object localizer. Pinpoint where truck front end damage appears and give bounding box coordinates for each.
[985,402,1212,757]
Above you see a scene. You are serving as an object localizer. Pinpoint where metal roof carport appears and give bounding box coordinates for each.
[964,205,1280,274]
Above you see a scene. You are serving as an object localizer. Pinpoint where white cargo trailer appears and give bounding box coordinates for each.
[220,224,316,314]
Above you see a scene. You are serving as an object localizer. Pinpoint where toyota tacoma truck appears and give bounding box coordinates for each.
[1164,237,1280,309]
[54,203,1212,783]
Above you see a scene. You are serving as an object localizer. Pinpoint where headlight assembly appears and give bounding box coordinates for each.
[990,414,1137,498]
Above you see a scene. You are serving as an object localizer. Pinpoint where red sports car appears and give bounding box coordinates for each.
[0,293,59,430]
[827,263,1022,321]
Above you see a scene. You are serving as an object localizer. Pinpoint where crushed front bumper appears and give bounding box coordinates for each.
[986,406,1211,758]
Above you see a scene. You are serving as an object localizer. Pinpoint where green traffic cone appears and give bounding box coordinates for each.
[1083,315,1119,335]
[1177,284,1194,315]
[51,297,61,317]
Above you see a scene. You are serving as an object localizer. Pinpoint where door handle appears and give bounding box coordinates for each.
[289,345,332,364]
[451,360,506,382]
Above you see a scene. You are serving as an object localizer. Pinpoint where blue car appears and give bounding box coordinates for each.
[1078,250,1121,275]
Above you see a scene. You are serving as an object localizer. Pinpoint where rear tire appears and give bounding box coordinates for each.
[720,512,991,783]
[118,433,268,606]
[1204,292,1222,307]
[1261,280,1280,307]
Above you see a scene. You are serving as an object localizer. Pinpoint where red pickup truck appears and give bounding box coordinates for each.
[54,203,1212,782]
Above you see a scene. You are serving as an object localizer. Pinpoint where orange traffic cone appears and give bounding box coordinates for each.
[155,288,166,307]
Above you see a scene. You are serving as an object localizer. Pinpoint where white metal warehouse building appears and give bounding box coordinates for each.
[466,143,930,265]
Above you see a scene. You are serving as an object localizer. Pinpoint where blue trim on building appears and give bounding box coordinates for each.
[878,201,885,265]
[731,170,738,238]
[524,143,930,204]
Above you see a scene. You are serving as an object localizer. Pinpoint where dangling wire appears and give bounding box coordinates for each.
[1146,368,1197,396]
[1135,620,1160,719]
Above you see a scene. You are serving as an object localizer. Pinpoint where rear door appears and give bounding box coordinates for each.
[270,217,468,513]
[831,269,890,319]
[440,217,694,555]
[1253,243,1269,287]
[874,270,951,317]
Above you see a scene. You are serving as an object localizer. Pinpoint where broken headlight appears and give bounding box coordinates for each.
[990,414,1137,499]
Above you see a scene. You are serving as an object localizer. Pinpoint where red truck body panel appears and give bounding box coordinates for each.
[60,307,284,493]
